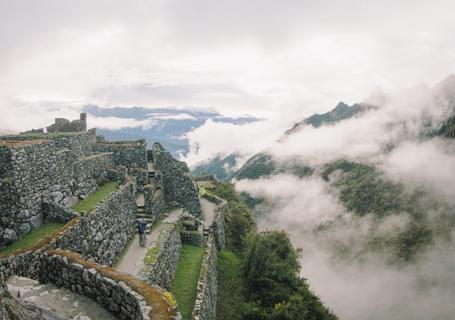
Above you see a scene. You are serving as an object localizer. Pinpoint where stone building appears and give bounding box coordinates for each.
[47,113,87,133]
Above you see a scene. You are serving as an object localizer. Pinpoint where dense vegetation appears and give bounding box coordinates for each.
[216,251,245,320]
[72,181,119,213]
[233,153,313,181]
[171,245,205,320]
[206,182,335,320]
[192,153,238,181]
[320,160,455,262]
[437,114,455,138]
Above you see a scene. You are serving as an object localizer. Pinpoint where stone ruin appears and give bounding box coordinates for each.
[0,113,224,320]
[47,113,87,133]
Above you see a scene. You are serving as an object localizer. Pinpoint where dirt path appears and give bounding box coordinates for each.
[6,276,116,320]
[116,208,182,276]
[201,198,217,228]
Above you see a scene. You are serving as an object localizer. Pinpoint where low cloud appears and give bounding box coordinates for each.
[87,116,157,130]
[235,173,455,320]
[229,77,455,319]
[181,118,288,166]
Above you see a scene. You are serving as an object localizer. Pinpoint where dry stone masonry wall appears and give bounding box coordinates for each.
[39,250,178,320]
[152,143,201,216]
[0,131,115,249]
[0,179,136,279]
[203,194,228,250]
[94,139,148,171]
[191,232,217,320]
[54,180,137,266]
[139,221,182,290]
[144,170,165,222]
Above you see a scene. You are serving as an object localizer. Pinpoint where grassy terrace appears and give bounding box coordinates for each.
[171,245,204,320]
[0,223,64,256]
[72,181,119,213]
[216,251,245,320]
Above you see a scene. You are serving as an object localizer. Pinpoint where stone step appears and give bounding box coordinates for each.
[136,217,154,222]
[137,205,145,209]
[136,213,152,218]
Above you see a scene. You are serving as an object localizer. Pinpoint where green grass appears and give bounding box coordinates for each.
[72,181,119,213]
[0,223,64,256]
[171,245,205,320]
[216,251,245,320]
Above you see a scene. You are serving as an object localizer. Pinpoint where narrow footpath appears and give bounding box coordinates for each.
[200,198,217,229]
[115,208,182,277]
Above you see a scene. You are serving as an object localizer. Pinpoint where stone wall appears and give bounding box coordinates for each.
[46,113,87,133]
[152,143,201,216]
[0,180,136,280]
[180,214,204,247]
[94,140,147,171]
[55,180,136,266]
[0,137,114,248]
[41,201,78,224]
[0,130,96,156]
[139,221,182,290]
[191,232,217,320]
[39,250,179,320]
[203,194,228,250]
[144,170,165,221]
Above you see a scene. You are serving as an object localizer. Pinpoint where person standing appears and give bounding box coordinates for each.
[137,219,147,247]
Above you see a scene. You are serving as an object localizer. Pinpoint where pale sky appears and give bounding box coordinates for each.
[1,0,455,131]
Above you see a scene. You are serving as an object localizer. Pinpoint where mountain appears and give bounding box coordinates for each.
[192,153,239,181]
[284,101,371,135]
[232,153,313,180]
[84,105,258,156]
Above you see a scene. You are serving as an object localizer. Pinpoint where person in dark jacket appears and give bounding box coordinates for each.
[137,220,147,247]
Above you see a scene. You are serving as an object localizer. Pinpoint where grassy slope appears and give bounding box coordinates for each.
[171,245,205,320]
[216,251,245,320]
[0,223,64,255]
[72,181,119,213]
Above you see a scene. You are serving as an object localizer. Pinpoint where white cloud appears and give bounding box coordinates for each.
[1,0,455,129]
[147,113,196,121]
[87,116,158,130]
[181,118,288,166]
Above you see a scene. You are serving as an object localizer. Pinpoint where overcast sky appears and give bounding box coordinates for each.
[1,0,455,131]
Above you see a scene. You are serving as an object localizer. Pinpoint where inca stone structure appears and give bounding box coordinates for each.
[0,113,225,320]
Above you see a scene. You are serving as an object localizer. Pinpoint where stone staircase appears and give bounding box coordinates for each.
[135,192,153,234]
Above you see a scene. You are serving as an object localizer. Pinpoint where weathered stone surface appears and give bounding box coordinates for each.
[191,232,218,320]
[139,221,182,290]
[0,130,114,248]
[3,228,17,244]
[203,194,228,250]
[47,113,87,133]
[152,143,201,216]
[38,252,178,320]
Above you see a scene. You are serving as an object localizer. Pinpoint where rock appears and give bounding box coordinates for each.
[17,209,30,220]
[61,196,74,208]
[30,214,42,229]
[51,191,64,204]
[18,223,31,235]
[3,228,18,243]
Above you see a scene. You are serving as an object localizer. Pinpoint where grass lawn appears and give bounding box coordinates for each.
[171,245,205,320]
[0,223,64,256]
[72,181,119,213]
[217,251,245,320]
